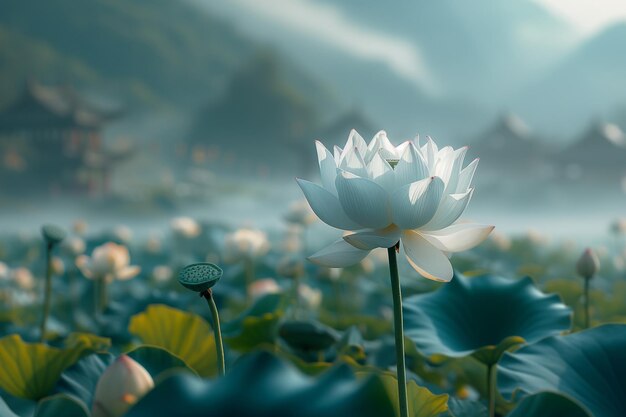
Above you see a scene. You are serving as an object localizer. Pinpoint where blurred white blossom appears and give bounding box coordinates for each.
[76,242,140,283]
[170,217,201,239]
[223,228,270,262]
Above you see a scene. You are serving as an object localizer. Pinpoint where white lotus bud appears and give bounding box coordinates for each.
[577,248,599,279]
[92,355,154,417]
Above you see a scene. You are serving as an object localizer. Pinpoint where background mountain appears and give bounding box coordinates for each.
[196,0,578,142]
[512,23,626,137]
[0,0,306,112]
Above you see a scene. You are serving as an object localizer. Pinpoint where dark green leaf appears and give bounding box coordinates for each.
[498,324,626,417]
[404,273,571,364]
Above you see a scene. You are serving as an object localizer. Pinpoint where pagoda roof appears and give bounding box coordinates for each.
[0,81,121,131]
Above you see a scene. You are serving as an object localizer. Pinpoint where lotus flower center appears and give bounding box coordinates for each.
[386,159,399,168]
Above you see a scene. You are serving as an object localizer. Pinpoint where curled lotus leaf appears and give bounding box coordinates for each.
[0,334,109,400]
[128,304,218,377]
[498,324,626,417]
[403,273,571,364]
[507,392,591,417]
[34,394,89,417]
[126,351,396,417]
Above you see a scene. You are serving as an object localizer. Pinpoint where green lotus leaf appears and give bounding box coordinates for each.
[53,352,115,411]
[404,273,571,364]
[128,304,217,377]
[34,394,89,417]
[498,324,626,417]
[0,395,19,417]
[222,294,286,352]
[63,332,111,352]
[507,392,591,417]
[126,351,396,417]
[279,320,339,352]
[0,334,108,400]
[222,293,285,334]
[127,345,195,379]
[445,397,488,417]
[378,374,449,417]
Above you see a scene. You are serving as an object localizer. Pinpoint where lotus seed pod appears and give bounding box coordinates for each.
[92,355,154,417]
[41,224,66,246]
[178,262,223,293]
[577,248,600,279]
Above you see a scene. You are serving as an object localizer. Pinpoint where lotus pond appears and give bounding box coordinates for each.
[0,133,625,417]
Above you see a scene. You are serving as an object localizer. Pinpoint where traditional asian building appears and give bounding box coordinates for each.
[0,81,127,196]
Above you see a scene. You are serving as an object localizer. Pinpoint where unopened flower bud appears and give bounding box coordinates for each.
[92,355,154,417]
[577,248,599,279]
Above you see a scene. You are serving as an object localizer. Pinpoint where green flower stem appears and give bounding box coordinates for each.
[487,363,496,417]
[244,259,254,304]
[292,273,301,319]
[387,246,409,417]
[39,242,53,343]
[584,276,590,329]
[203,289,225,376]
[94,276,108,316]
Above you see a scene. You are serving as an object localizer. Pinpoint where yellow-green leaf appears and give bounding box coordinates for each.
[379,375,449,417]
[0,334,106,400]
[128,304,217,377]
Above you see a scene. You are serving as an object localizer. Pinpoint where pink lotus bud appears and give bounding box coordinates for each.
[92,355,154,417]
[577,248,600,279]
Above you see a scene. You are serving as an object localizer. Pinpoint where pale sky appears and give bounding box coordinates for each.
[536,0,626,33]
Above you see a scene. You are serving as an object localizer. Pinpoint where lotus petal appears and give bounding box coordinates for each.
[392,177,444,229]
[296,179,361,230]
[422,189,473,231]
[421,223,494,253]
[335,171,392,229]
[343,226,401,250]
[315,141,338,194]
[394,143,429,188]
[402,230,453,282]
[308,239,370,267]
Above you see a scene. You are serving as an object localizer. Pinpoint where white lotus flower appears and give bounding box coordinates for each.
[92,355,154,417]
[76,242,140,283]
[297,130,494,282]
[170,216,201,239]
[223,228,270,262]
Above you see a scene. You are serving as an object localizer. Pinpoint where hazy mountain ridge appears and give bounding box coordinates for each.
[0,0,257,110]
[512,22,626,137]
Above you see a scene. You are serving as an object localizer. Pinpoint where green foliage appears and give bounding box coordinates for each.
[499,324,626,417]
[223,294,286,352]
[0,334,109,400]
[127,351,397,417]
[34,394,89,417]
[507,392,591,417]
[128,304,217,377]
[404,273,572,365]
[377,374,449,417]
